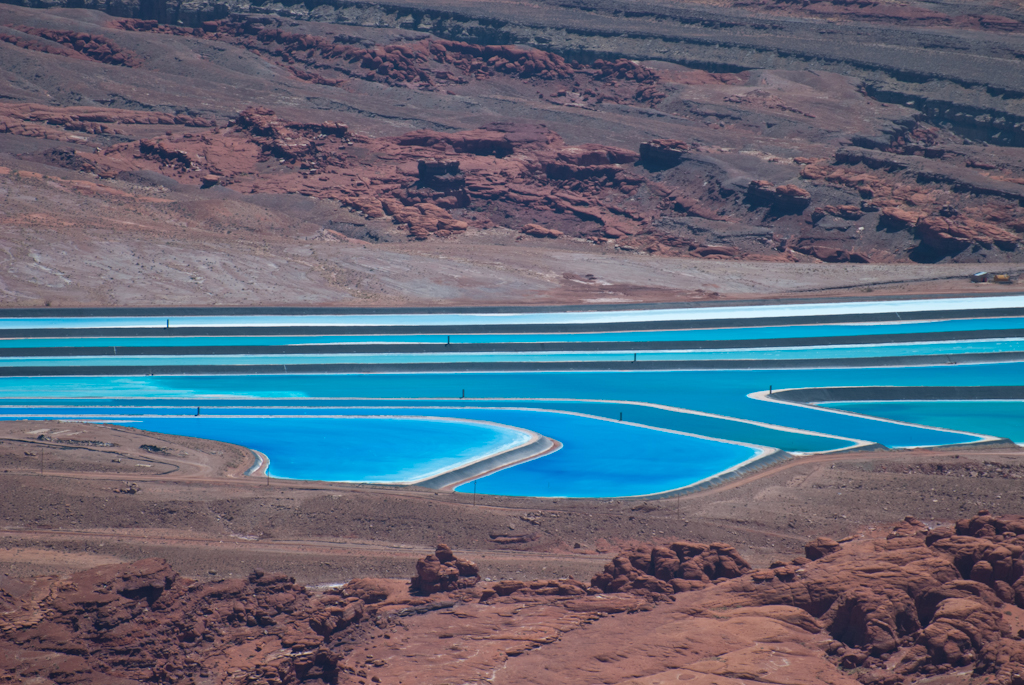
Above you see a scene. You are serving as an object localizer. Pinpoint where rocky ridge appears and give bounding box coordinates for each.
[2,513,1023,684]
[2,2,1024,267]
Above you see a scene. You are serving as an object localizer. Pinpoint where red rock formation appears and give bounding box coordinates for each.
[590,541,752,597]
[1,26,141,66]
[790,238,871,263]
[480,578,588,600]
[639,139,691,168]
[581,514,1024,683]
[747,180,812,212]
[521,223,563,238]
[0,103,213,142]
[3,515,1024,684]
[879,206,923,230]
[915,215,1020,252]
[0,559,371,684]
[409,544,481,595]
[812,204,864,222]
[722,514,1024,684]
[118,17,659,100]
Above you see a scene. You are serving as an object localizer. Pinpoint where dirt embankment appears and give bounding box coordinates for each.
[1,419,1022,580]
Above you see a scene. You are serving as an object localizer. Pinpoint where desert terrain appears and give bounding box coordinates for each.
[2,0,1024,682]
[1,0,1024,307]
[1,421,1023,684]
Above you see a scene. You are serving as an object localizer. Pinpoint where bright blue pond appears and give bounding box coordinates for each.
[822,400,1024,444]
[446,409,760,498]
[109,415,533,483]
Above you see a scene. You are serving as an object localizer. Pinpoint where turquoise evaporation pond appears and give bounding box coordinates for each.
[821,401,1024,444]
[2,337,1023,367]
[2,316,1024,348]
[0,401,853,454]
[0,363,1001,449]
[0,295,1021,330]
[10,408,761,498]
[96,414,534,483]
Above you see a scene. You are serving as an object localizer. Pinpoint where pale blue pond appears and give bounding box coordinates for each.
[821,400,1024,444]
[1,295,1021,330]
[0,337,1022,366]
[1,316,1023,348]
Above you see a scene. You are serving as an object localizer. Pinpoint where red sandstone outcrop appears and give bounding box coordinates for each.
[4,13,1021,262]
[590,541,752,597]
[118,16,659,102]
[521,223,563,238]
[790,238,872,263]
[579,514,1024,684]
[879,206,924,230]
[812,204,864,222]
[915,215,1020,252]
[721,513,1024,684]
[2,514,1023,684]
[0,559,372,684]
[409,544,480,595]
[0,103,213,142]
[480,578,588,600]
[0,26,141,66]
[747,179,812,212]
[639,139,691,168]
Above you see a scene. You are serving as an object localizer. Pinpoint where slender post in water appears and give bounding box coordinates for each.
[769,385,772,396]
[196,406,200,416]
[166,319,169,329]
[462,389,465,399]
[619,412,623,421]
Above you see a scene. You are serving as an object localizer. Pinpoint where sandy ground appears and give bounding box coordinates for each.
[1,420,1021,585]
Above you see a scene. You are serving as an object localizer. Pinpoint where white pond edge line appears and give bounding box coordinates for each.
[749,388,1004,447]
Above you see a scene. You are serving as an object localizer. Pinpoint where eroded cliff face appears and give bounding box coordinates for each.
[2,513,1023,685]
[2,1,1024,268]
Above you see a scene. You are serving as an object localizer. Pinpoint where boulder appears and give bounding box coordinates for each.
[745,180,811,212]
[409,544,481,595]
[639,139,690,168]
[521,223,563,238]
[804,537,842,561]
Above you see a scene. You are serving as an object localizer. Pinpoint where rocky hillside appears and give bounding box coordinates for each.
[1,0,1024,268]
[2,513,1023,684]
